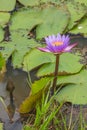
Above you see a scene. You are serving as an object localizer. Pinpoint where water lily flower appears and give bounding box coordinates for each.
[37,34,77,96]
[38,34,77,54]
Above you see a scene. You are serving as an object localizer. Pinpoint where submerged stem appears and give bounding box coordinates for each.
[51,54,60,96]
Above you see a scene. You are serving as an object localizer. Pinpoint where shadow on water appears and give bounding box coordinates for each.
[0,36,87,130]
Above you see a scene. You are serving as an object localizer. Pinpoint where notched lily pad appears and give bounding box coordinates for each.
[37,53,83,77]
[10,8,42,31]
[56,69,87,104]
[18,0,40,6]
[36,6,69,39]
[0,0,16,11]
[0,12,10,28]
[66,1,87,30]
[70,16,87,37]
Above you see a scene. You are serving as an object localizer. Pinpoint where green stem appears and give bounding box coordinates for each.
[51,54,60,96]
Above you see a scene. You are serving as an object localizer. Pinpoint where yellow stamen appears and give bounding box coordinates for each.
[52,41,63,46]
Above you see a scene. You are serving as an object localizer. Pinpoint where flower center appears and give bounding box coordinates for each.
[52,41,63,46]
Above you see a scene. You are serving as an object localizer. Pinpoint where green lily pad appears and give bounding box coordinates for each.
[0,12,10,28]
[0,27,4,42]
[56,70,87,104]
[66,1,86,30]
[37,53,83,76]
[40,0,60,4]
[10,8,42,31]
[23,49,55,71]
[10,6,69,39]
[70,17,87,36]
[0,32,40,68]
[0,0,16,11]
[36,6,69,39]
[18,0,40,6]
[74,0,87,6]
[31,77,51,94]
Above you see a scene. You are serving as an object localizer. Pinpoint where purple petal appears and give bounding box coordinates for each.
[37,47,51,52]
[63,43,78,52]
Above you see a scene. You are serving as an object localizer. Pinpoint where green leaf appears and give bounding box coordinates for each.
[0,12,10,28]
[74,0,87,6]
[0,123,3,130]
[37,53,83,76]
[18,0,40,6]
[56,69,87,104]
[19,77,51,113]
[31,77,51,94]
[0,53,5,71]
[23,49,55,71]
[0,0,16,11]
[66,1,87,30]
[10,6,69,39]
[0,32,39,68]
[70,17,87,37]
[0,42,15,60]
[10,8,42,31]
[40,0,61,5]
[0,27,4,42]
[36,6,69,39]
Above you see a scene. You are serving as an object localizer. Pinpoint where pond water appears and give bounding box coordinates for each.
[0,36,87,129]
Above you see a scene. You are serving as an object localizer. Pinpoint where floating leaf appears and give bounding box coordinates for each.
[18,0,39,6]
[31,77,51,94]
[19,77,51,113]
[74,0,87,6]
[66,1,86,30]
[0,32,39,68]
[0,27,4,42]
[10,8,42,31]
[56,69,87,104]
[0,42,15,60]
[10,6,69,39]
[37,53,83,76]
[0,12,10,28]
[70,16,87,36]
[40,0,61,5]
[0,0,16,11]
[23,49,55,71]
[36,6,69,39]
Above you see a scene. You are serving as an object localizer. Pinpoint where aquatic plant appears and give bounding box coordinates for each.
[38,34,77,95]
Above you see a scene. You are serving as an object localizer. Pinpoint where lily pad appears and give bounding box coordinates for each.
[40,0,60,4]
[0,0,16,11]
[37,53,83,76]
[36,6,69,39]
[23,49,55,71]
[0,12,10,28]
[10,6,69,39]
[74,0,87,6]
[66,1,87,30]
[70,16,87,37]
[10,8,42,31]
[56,69,87,104]
[0,32,39,68]
[18,0,40,6]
